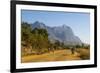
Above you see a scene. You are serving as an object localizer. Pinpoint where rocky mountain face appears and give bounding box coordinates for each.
[31,21,82,46]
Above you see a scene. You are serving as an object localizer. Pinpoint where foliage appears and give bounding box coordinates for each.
[21,22,90,57]
[21,22,50,55]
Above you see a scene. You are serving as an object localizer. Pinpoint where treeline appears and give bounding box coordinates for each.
[21,22,90,56]
[21,22,50,56]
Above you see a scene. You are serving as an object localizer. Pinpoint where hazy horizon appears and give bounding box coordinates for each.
[21,10,90,44]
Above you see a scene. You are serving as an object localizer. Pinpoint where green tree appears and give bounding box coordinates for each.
[21,22,32,47]
[31,28,49,54]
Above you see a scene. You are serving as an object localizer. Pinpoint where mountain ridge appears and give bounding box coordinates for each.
[31,21,82,46]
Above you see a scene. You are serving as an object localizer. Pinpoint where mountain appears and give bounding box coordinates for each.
[31,21,82,46]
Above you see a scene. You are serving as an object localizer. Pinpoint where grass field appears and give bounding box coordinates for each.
[21,48,90,63]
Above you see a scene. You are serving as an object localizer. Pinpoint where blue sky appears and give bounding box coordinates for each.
[21,10,90,44]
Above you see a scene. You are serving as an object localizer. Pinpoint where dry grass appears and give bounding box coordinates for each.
[21,48,90,63]
[76,48,90,60]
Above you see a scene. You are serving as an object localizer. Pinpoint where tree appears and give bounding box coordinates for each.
[21,22,32,47]
[31,28,50,54]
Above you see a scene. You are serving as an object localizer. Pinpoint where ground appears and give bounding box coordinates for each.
[21,48,90,63]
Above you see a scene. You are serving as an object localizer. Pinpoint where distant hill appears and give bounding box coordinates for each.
[31,21,82,46]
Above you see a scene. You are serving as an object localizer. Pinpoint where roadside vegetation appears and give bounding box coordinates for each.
[21,22,90,63]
